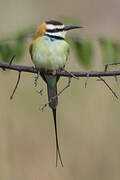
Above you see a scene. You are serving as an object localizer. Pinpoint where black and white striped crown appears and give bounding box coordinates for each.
[45,20,66,39]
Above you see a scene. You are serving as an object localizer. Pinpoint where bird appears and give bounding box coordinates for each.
[29,20,82,167]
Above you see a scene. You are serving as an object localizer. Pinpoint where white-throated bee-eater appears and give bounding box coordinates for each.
[29,20,82,167]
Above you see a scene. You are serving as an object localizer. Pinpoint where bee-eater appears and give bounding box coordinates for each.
[29,20,82,166]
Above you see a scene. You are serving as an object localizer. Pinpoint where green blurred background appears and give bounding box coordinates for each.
[0,0,120,179]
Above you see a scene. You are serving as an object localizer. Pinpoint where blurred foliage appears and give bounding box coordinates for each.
[71,38,93,68]
[0,23,120,68]
[99,38,119,64]
[0,43,14,62]
[0,25,35,62]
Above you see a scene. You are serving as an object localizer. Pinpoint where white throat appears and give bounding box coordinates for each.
[45,31,67,38]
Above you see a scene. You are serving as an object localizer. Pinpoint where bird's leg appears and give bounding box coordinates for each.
[34,69,43,95]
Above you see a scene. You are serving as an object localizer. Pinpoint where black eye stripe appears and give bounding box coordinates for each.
[47,28,64,33]
[44,34,64,40]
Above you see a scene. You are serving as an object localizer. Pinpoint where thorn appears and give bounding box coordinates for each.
[114,76,120,90]
[104,64,108,72]
[85,73,90,88]
[9,55,16,65]
[98,76,119,100]
[2,67,6,71]
[10,71,21,100]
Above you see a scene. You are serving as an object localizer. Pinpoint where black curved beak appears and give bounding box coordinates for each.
[63,25,83,31]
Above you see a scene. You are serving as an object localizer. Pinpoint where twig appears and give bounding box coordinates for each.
[104,62,120,72]
[97,77,118,99]
[10,71,21,100]
[57,77,72,97]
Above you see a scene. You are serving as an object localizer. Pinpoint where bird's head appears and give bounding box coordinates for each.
[34,20,83,39]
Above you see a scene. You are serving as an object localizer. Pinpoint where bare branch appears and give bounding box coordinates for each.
[0,61,119,110]
[1,62,120,77]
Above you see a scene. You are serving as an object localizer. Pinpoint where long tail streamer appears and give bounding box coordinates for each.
[52,109,63,167]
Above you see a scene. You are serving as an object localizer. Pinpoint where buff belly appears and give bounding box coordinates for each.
[31,36,69,70]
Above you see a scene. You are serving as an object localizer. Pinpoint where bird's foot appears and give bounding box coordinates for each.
[39,96,55,111]
[34,69,43,96]
[39,103,48,111]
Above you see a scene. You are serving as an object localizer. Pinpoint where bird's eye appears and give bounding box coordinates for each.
[54,29,57,32]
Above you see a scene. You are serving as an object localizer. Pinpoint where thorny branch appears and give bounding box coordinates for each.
[1,61,120,77]
[0,61,120,102]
